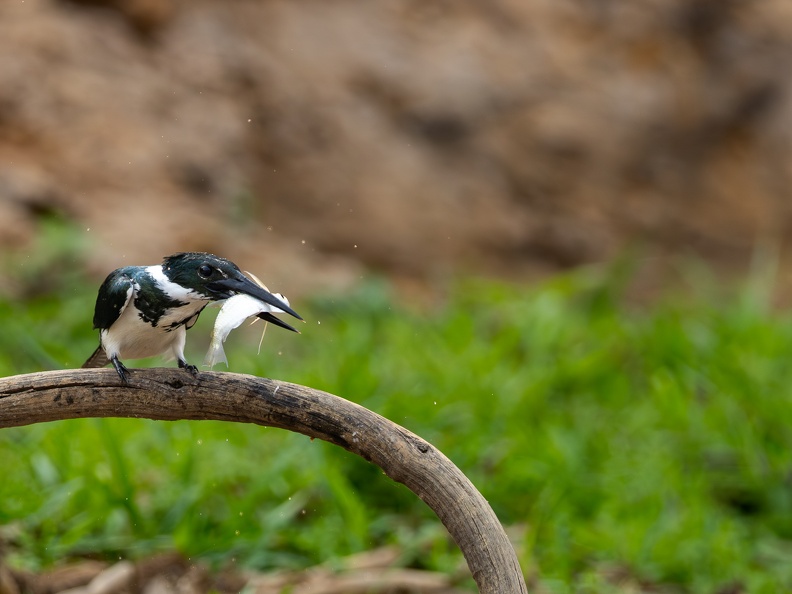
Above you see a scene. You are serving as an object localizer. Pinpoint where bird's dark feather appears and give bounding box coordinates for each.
[133,275,189,328]
[82,345,109,368]
[92,268,136,330]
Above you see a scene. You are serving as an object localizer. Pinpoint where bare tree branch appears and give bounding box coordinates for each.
[0,369,527,594]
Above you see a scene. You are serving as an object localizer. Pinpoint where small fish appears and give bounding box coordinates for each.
[204,271,293,368]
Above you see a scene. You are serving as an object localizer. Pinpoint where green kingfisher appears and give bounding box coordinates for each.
[82,252,302,383]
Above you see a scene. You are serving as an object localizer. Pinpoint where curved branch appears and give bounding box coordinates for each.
[0,369,527,594]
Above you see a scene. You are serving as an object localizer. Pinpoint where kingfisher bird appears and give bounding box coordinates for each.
[82,252,302,383]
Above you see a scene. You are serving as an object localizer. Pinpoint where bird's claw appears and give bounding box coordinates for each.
[111,356,130,384]
[178,359,199,377]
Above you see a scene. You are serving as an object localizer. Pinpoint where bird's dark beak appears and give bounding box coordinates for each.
[256,312,299,333]
[207,276,303,321]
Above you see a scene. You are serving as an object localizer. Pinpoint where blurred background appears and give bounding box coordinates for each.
[2,0,792,295]
[3,0,792,592]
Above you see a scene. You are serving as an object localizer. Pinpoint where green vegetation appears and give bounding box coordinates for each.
[2,250,792,593]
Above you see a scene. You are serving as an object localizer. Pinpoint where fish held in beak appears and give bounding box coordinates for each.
[204,291,296,369]
[207,275,303,321]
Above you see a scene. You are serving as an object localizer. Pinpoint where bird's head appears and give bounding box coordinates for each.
[161,252,302,321]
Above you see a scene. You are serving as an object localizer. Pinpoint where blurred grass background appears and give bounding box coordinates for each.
[4,2,792,591]
[2,222,792,592]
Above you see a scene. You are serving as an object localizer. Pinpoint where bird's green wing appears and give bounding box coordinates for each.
[92,268,136,330]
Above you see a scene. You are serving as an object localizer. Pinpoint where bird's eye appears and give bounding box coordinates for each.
[198,264,213,278]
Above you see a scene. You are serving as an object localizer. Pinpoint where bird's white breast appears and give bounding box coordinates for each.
[101,270,207,361]
[100,303,179,360]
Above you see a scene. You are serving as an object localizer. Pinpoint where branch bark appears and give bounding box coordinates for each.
[0,369,527,594]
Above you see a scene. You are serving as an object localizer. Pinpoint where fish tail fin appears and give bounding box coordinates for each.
[203,343,228,369]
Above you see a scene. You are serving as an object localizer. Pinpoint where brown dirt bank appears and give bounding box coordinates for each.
[1,0,791,296]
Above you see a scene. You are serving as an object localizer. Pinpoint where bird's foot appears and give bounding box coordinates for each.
[111,356,130,384]
[178,359,199,377]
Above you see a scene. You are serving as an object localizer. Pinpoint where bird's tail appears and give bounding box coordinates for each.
[82,346,109,368]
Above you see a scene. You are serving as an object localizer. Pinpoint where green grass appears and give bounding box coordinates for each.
[2,257,792,592]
